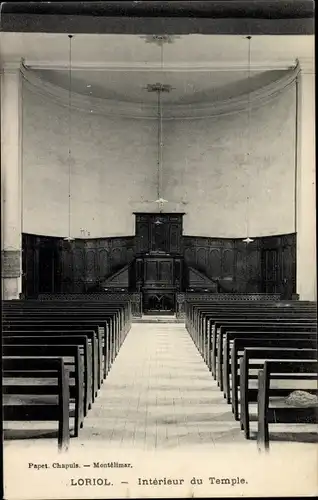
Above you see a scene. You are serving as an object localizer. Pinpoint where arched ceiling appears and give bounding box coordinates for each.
[31,68,289,105]
[0,33,313,105]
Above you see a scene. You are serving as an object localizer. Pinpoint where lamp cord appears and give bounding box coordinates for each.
[158,43,164,203]
[157,88,161,201]
[246,36,252,238]
[68,34,73,239]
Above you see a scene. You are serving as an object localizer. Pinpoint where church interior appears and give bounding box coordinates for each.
[1,33,316,305]
[1,14,317,483]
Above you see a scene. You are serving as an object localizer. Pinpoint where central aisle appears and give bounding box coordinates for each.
[79,322,244,449]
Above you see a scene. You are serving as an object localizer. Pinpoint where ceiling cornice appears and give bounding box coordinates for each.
[0,59,24,71]
[22,60,296,72]
[21,64,298,120]
[296,57,315,74]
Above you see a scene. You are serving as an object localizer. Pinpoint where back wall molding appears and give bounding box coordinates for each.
[21,64,297,120]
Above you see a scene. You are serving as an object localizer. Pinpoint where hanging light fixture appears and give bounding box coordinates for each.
[243,35,254,244]
[144,38,174,213]
[155,39,170,213]
[154,81,171,212]
[155,41,167,212]
[64,34,75,242]
[135,36,188,213]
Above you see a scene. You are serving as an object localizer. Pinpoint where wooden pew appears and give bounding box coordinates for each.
[239,349,317,439]
[2,297,132,448]
[3,300,131,351]
[187,306,316,361]
[3,357,70,451]
[202,307,316,357]
[195,303,316,345]
[184,299,316,365]
[210,313,316,361]
[33,297,133,333]
[3,334,93,414]
[3,344,84,437]
[213,320,316,385]
[3,304,127,354]
[3,310,116,364]
[230,336,317,419]
[185,300,315,339]
[222,328,317,401]
[3,318,107,380]
[3,300,132,385]
[257,359,318,449]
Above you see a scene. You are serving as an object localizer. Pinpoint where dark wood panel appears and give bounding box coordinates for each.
[22,231,295,299]
[22,233,136,297]
[183,234,296,298]
[142,257,175,286]
[135,213,184,255]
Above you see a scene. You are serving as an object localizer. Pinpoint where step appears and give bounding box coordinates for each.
[132,316,185,324]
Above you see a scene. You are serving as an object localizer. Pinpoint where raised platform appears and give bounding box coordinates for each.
[132,315,185,324]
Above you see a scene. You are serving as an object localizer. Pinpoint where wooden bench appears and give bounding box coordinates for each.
[230,336,317,419]
[3,344,84,437]
[3,301,132,384]
[187,306,316,361]
[257,359,318,449]
[3,301,131,353]
[239,349,317,439]
[213,320,316,385]
[3,318,107,380]
[3,304,128,356]
[3,357,70,451]
[184,299,316,365]
[221,328,317,400]
[186,301,316,341]
[200,309,315,352]
[3,309,116,362]
[2,297,132,448]
[32,297,133,331]
[196,303,316,339]
[3,334,93,414]
[202,307,316,358]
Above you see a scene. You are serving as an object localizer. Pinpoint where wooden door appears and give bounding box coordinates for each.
[261,248,281,293]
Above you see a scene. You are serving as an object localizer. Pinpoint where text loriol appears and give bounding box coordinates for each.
[71,478,112,487]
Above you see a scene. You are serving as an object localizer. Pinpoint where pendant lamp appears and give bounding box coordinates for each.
[243,35,254,244]
[64,34,75,242]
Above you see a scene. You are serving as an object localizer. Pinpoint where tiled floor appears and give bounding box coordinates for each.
[78,322,245,449]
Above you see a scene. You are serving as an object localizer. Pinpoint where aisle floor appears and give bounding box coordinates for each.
[78,322,245,449]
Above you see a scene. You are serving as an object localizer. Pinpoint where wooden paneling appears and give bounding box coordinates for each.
[187,266,218,292]
[135,213,184,255]
[143,257,174,286]
[22,234,61,297]
[22,233,136,296]
[22,231,295,299]
[183,234,296,298]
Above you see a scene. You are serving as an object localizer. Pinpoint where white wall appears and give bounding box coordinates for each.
[163,85,296,237]
[22,85,158,238]
[22,81,296,238]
